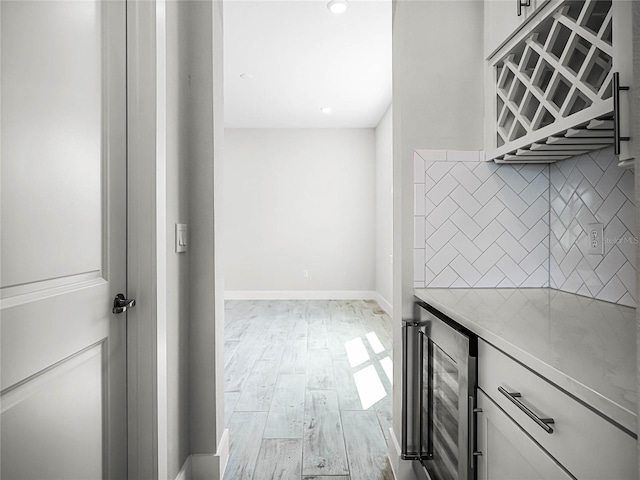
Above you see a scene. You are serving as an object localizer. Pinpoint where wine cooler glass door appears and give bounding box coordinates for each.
[420,317,474,480]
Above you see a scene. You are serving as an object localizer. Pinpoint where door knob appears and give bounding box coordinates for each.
[113,293,136,314]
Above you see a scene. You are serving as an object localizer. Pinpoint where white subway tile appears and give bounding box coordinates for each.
[450,185,481,216]
[473,243,506,275]
[595,187,626,225]
[426,162,455,183]
[497,185,528,216]
[450,256,482,286]
[615,261,635,297]
[520,243,548,275]
[427,197,458,229]
[497,231,528,263]
[520,219,548,252]
[558,244,583,278]
[414,216,426,249]
[617,292,636,307]
[475,266,506,287]
[416,149,447,162]
[414,155,426,184]
[474,197,505,229]
[518,164,548,183]
[428,266,459,288]
[497,255,529,286]
[595,246,626,285]
[414,249,426,282]
[428,243,459,276]
[496,166,529,194]
[596,275,625,303]
[451,163,482,193]
[519,172,549,205]
[427,173,457,205]
[474,219,505,251]
[615,199,635,231]
[473,175,505,205]
[450,209,482,239]
[426,219,458,253]
[414,184,426,217]
[450,231,482,263]
[447,150,480,163]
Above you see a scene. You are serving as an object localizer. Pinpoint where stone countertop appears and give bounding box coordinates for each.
[414,288,637,435]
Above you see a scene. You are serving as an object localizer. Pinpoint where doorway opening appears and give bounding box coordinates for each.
[222,1,393,478]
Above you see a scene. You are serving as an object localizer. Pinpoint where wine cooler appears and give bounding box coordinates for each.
[402,301,480,480]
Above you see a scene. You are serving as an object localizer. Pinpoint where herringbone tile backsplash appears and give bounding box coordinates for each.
[549,148,636,307]
[414,147,636,307]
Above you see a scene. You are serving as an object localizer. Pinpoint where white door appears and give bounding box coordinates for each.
[1,1,128,478]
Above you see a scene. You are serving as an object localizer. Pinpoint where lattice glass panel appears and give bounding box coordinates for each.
[494,0,613,148]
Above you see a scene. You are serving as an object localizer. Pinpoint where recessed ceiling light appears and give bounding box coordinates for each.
[320,107,332,114]
[327,0,348,15]
[239,73,253,79]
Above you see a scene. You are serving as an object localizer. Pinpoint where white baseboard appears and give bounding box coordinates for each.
[224,290,377,300]
[375,292,393,316]
[175,456,192,480]
[176,429,230,480]
[387,427,418,480]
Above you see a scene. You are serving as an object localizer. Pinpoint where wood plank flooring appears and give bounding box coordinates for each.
[224,300,394,480]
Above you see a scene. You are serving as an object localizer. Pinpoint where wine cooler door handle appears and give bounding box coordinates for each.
[401,320,424,460]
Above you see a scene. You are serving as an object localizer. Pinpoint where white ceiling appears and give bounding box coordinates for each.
[223,0,392,128]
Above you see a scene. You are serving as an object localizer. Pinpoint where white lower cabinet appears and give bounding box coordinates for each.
[477,339,637,479]
[476,389,572,480]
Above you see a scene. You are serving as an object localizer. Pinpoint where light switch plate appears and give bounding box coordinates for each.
[587,223,603,255]
[176,224,187,253]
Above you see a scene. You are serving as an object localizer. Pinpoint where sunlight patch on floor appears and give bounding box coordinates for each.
[353,364,386,409]
[366,331,385,354]
[344,337,370,368]
[380,356,393,385]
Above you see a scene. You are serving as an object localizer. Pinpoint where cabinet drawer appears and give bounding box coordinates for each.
[478,340,636,479]
[477,389,573,480]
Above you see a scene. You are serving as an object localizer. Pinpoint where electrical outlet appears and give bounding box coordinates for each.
[303,269,309,278]
[587,223,603,255]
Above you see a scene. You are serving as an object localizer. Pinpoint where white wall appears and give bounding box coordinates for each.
[390,1,484,478]
[164,1,227,478]
[375,106,393,314]
[185,0,227,470]
[224,128,376,295]
[165,1,190,476]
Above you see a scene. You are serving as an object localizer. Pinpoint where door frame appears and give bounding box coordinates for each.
[125,2,228,479]
[125,1,169,478]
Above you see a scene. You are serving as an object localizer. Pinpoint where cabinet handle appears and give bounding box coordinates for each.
[468,396,474,469]
[613,72,630,156]
[469,398,483,467]
[517,0,531,17]
[498,386,554,434]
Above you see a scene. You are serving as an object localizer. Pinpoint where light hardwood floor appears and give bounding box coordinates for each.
[224,300,395,480]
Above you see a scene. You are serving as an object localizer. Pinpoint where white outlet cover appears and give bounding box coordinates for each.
[587,223,603,255]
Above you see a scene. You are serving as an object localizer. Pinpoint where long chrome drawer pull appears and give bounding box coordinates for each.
[498,386,554,434]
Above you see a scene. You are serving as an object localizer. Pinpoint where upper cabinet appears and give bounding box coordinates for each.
[484,0,545,59]
[484,0,635,166]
